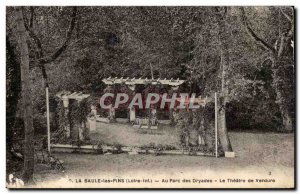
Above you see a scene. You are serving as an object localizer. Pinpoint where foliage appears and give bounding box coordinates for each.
[51,100,69,143]
[111,142,123,154]
[140,142,176,155]
[69,99,91,142]
[95,141,104,154]
[175,103,217,152]
[6,6,295,135]
[53,98,91,144]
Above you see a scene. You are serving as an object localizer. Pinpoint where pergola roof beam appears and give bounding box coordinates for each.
[102,77,185,86]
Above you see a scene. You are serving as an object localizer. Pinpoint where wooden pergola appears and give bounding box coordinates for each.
[55,91,91,141]
[102,77,185,90]
[102,77,186,128]
[56,91,90,107]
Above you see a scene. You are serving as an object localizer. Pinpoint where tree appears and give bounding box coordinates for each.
[6,36,21,154]
[22,6,77,87]
[215,7,233,152]
[10,6,78,183]
[240,7,294,132]
[14,6,34,184]
[21,6,78,145]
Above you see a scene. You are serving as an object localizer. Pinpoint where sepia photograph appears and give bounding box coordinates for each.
[6,5,295,189]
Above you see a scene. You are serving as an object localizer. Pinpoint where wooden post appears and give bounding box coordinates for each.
[109,104,115,121]
[150,108,157,126]
[89,106,97,131]
[77,99,84,141]
[215,92,218,158]
[61,95,70,137]
[129,107,136,122]
[129,84,136,124]
[46,87,51,154]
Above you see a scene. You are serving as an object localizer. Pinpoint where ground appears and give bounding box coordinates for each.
[89,122,180,147]
[29,131,294,188]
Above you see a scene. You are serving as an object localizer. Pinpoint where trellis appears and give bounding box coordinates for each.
[49,86,234,158]
[102,77,185,86]
[102,77,185,128]
[101,78,224,157]
[54,91,91,143]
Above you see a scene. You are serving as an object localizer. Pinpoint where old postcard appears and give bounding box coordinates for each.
[6,6,295,189]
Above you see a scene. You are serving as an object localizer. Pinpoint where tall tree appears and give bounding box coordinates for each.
[22,6,77,87]
[240,7,294,132]
[215,7,233,152]
[21,6,78,144]
[14,6,34,183]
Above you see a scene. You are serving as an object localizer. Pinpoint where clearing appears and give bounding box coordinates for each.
[31,131,294,188]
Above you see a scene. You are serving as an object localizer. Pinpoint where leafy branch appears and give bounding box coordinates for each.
[21,6,77,87]
[239,7,276,54]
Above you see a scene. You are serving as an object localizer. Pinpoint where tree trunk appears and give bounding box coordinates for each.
[273,27,294,132]
[282,110,293,132]
[215,7,233,152]
[218,97,233,151]
[15,7,34,184]
[6,36,22,154]
[272,59,294,132]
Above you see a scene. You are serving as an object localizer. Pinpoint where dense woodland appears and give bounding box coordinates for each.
[6,6,294,184]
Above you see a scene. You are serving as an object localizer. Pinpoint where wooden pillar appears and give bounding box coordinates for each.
[46,87,51,153]
[78,123,84,141]
[108,104,115,121]
[129,107,136,123]
[69,100,78,141]
[169,86,179,125]
[150,108,157,126]
[89,105,97,131]
[77,99,85,141]
[128,84,136,124]
[62,96,70,138]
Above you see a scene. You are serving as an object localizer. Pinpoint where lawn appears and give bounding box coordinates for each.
[31,131,294,188]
